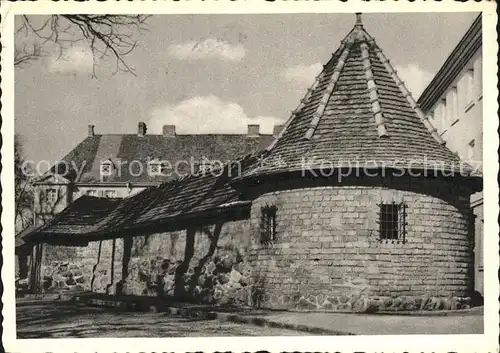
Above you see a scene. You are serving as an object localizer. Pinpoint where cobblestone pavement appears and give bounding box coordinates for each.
[16,300,309,338]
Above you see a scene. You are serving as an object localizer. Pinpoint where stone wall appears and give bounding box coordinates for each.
[38,219,254,305]
[41,244,91,292]
[246,174,475,311]
[120,219,255,305]
[40,239,122,294]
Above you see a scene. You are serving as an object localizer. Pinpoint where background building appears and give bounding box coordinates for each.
[32,122,279,225]
[417,13,483,294]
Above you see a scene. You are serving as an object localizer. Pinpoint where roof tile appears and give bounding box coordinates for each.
[241,14,475,178]
[47,134,274,183]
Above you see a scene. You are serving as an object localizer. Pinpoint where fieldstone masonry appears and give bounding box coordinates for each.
[41,220,256,305]
[120,220,255,305]
[41,239,124,294]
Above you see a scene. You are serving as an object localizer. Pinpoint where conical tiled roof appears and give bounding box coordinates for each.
[241,14,475,179]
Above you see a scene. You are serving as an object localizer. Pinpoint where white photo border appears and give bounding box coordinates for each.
[1,1,498,352]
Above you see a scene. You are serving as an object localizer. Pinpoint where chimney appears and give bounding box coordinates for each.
[247,124,260,137]
[273,124,284,137]
[88,124,95,137]
[163,125,176,138]
[138,122,147,137]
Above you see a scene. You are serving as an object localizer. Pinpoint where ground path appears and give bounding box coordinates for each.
[16,298,483,338]
[16,299,309,338]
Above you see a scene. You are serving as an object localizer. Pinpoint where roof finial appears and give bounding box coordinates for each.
[355,13,363,27]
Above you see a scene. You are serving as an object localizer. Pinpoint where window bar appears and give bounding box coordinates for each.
[376,203,382,241]
[403,203,407,243]
[271,208,277,242]
[389,200,399,242]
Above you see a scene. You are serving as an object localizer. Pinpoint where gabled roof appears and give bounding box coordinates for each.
[418,13,481,113]
[28,153,260,243]
[37,133,274,184]
[239,13,474,180]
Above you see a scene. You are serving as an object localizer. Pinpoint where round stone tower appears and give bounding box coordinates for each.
[235,13,482,312]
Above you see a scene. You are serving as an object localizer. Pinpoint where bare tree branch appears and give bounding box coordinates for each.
[14,43,42,66]
[14,15,150,76]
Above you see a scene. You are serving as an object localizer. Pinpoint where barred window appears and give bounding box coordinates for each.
[260,205,277,244]
[378,202,407,242]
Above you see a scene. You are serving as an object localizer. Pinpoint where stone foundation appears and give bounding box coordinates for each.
[259,292,473,312]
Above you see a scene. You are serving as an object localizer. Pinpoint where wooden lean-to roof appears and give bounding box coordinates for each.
[25,196,123,244]
[26,154,261,244]
[239,13,476,180]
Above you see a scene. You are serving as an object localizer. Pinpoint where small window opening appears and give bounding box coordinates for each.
[104,190,117,198]
[46,188,58,203]
[149,160,172,176]
[260,205,277,244]
[100,160,114,177]
[86,189,98,197]
[378,202,407,242]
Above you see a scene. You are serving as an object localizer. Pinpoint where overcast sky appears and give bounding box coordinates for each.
[15,12,479,166]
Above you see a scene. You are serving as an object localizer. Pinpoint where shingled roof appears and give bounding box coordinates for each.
[25,196,122,244]
[239,13,475,180]
[28,154,260,243]
[37,127,274,184]
[125,153,258,230]
[15,225,41,252]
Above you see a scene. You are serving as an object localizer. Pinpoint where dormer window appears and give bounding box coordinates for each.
[148,159,168,176]
[149,163,161,175]
[100,160,114,177]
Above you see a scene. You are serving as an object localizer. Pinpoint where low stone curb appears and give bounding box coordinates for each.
[287,306,484,317]
[77,296,353,335]
[360,307,483,317]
